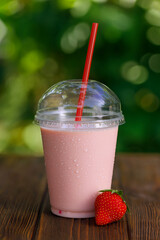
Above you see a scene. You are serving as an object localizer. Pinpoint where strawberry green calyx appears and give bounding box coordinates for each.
[99,189,122,195]
[99,189,130,213]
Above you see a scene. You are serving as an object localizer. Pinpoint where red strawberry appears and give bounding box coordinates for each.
[95,189,128,225]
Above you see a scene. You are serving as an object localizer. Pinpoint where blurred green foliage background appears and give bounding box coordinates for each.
[0,0,160,155]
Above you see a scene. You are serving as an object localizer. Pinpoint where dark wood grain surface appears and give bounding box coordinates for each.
[0,154,159,240]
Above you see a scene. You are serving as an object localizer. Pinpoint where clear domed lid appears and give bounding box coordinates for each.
[34,80,125,130]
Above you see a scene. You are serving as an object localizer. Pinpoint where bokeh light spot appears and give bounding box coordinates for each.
[104,7,131,31]
[135,89,159,112]
[70,0,91,17]
[92,0,107,3]
[0,0,22,15]
[61,23,90,53]
[149,54,160,73]
[73,23,90,46]
[23,125,43,153]
[0,19,7,43]
[119,0,136,8]
[145,2,160,27]
[138,0,151,9]
[21,51,45,72]
[147,27,160,46]
[61,30,77,54]
[121,61,148,84]
[57,0,75,9]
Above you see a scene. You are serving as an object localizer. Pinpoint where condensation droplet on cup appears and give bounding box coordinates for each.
[74,159,77,162]
[76,170,79,174]
[76,163,79,167]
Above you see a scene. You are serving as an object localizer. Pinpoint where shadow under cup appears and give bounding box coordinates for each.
[35,80,125,218]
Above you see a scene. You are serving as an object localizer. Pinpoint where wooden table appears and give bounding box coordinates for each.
[0,154,160,240]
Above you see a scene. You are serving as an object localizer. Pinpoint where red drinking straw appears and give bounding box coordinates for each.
[75,22,99,121]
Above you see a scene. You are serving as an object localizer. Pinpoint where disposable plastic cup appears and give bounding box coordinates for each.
[35,80,125,218]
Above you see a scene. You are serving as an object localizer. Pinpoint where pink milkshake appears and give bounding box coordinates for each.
[35,80,124,218]
[41,126,118,218]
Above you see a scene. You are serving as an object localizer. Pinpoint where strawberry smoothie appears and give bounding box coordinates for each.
[35,79,125,218]
[41,126,118,218]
